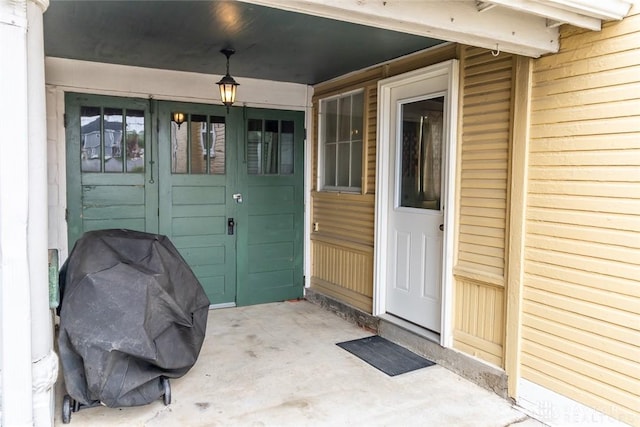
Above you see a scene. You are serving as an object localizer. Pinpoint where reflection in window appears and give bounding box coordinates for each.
[80,106,145,173]
[400,96,444,210]
[247,119,294,175]
[171,113,225,175]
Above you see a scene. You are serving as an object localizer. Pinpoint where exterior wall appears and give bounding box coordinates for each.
[310,44,458,312]
[522,10,640,425]
[452,47,514,367]
[44,57,311,261]
[310,44,513,365]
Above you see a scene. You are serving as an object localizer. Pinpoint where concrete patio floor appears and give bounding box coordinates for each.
[55,300,545,426]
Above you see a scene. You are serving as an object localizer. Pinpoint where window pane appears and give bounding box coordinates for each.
[399,97,444,210]
[103,108,123,173]
[81,106,101,172]
[324,99,337,143]
[351,140,362,188]
[171,114,188,174]
[264,120,279,174]
[351,92,364,141]
[337,142,350,187]
[210,116,225,175]
[125,109,144,173]
[338,96,351,142]
[280,120,294,175]
[247,119,262,175]
[190,114,207,174]
[324,144,336,187]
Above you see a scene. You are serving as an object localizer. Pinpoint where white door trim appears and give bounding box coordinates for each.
[373,59,459,347]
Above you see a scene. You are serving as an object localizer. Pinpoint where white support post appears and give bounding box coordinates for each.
[27,1,56,426]
[0,0,35,425]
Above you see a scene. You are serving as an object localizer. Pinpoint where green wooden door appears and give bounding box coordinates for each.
[236,108,305,305]
[65,93,157,247]
[67,94,303,307]
[157,101,238,306]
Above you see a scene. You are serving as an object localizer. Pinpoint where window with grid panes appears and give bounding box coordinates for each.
[320,90,363,192]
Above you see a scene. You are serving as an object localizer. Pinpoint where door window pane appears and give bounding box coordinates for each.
[247,118,293,175]
[210,117,226,175]
[125,109,145,173]
[190,114,207,174]
[81,106,101,172]
[171,114,188,174]
[171,113,225,175]
[280,120,294,175]
[81,106,144,174]
[264,120,279,174]
[247,119,262,175]
[399,96,444,210]
[103,108,124,173]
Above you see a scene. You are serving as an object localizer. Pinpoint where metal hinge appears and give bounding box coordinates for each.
[65,208,68,222]
[63,113,67,128]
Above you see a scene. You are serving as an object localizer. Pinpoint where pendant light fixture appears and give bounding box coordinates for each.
[217,48,239,111]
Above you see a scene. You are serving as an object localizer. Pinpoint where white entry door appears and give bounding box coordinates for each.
[385,72,449,332]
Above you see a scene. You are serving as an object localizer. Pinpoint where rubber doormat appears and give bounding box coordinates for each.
[337,335,435,376]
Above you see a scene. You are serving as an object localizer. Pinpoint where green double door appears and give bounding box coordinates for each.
[65,93,304,306]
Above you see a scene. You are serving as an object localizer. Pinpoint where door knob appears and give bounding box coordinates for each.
[439,224,444,231]
[233,193,243,204]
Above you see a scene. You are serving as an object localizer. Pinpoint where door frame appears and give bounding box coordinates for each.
[373,60,459,347]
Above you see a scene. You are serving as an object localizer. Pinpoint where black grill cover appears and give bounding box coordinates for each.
[58,229,210,407]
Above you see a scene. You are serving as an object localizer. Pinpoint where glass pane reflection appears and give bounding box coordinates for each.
[399,96,444,210]
[125,110,145,173]
[81,106,101,172]
[190,115,207,174]
[280,120,294,175]
[210,117,226,175]
[103,108,123,173]
[171,116,188,174]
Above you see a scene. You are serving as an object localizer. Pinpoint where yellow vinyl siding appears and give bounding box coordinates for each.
[523,11,640,425]
[365,84,377,194]
[453,46,513,366]
[454,278,505,366]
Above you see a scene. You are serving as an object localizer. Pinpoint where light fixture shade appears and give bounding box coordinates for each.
[217,48,239,109]
[217,74,239,107]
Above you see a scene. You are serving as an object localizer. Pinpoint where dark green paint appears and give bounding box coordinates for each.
[66,95,304,307]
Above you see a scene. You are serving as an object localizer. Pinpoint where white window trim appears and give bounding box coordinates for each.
[317,88,365,193]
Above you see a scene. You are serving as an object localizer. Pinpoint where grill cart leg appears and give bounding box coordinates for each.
[162,377,171,405]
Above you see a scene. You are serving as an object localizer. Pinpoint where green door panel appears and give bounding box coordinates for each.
[157,101,239,305]
[236,109,305,306]
[65,93,157,249]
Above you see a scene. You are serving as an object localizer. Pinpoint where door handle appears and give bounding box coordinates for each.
[439,224,444,231]
[228,218,235,235]
[233,193,243,204]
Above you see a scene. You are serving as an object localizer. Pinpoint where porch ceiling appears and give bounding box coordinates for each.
[42,1,444,86]
[43,0,632,86]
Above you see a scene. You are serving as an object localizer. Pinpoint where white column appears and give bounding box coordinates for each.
[26,0,56,426]
[0,0,34,425]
